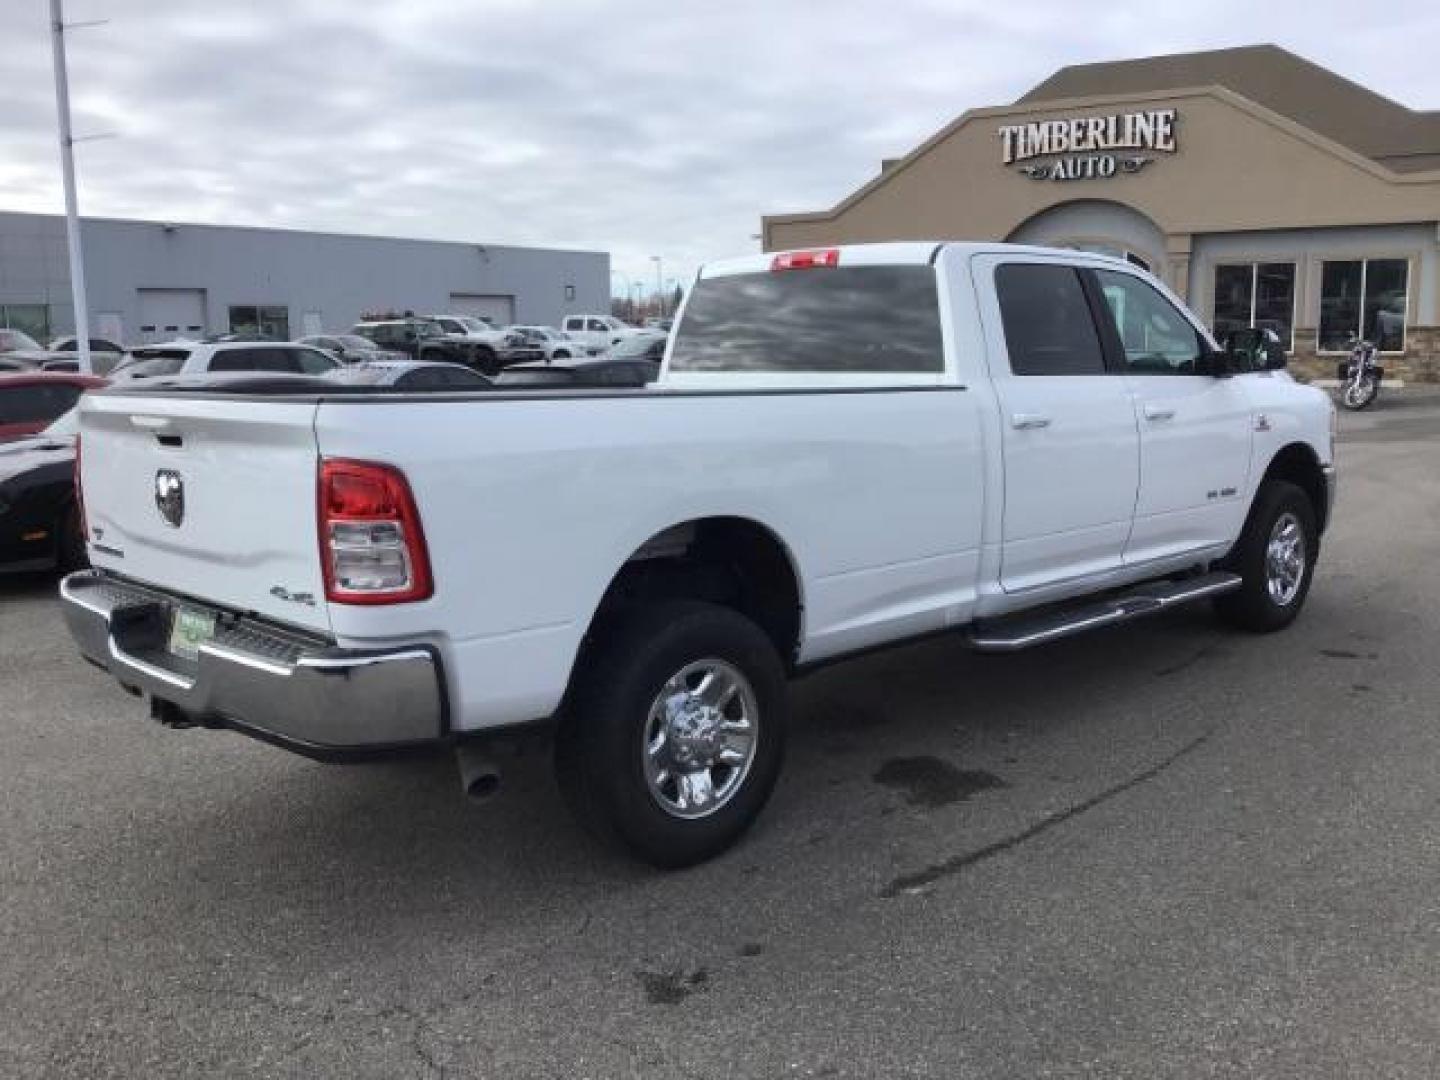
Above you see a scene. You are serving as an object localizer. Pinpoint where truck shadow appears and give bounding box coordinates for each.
[42,604,1246,953]
[0,569,61,602]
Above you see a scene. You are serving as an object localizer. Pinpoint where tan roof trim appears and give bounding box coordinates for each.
[762,84,1440,231]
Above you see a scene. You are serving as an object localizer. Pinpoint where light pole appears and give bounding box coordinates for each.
[49,0,100,374]
[650,255,663,317]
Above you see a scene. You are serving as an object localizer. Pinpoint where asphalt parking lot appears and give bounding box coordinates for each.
[3,392,1439,1079]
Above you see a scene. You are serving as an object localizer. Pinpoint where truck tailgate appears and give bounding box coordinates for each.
[79,393,331,634]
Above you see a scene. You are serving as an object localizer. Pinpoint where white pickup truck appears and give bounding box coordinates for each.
[61,242,1336,867]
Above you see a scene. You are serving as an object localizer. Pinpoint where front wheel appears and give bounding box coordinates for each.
[1214,479,1317,632]
[1341,375,1378,410]
[556,601,788,868]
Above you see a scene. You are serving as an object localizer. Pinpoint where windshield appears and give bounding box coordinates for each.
[334,334,378,350]
[457,317,491,333]
[611,334,664,358]
[0,329,43,352]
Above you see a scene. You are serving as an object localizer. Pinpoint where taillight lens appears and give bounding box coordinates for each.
[770,248,840,272]
[318,459,432,604]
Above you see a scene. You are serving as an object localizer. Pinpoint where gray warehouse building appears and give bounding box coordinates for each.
[0,210,609,345]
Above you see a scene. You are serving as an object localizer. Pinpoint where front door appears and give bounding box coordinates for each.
[979,257,1141,594]
[1089,267,1253,563]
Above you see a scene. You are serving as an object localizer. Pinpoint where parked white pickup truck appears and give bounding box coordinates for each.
[61,242,1335,867]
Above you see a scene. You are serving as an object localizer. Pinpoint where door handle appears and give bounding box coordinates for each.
[1143,406,1176,422]
[1011,413,1051,430]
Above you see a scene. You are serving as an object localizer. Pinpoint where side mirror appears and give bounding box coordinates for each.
[1222,327,1287,373]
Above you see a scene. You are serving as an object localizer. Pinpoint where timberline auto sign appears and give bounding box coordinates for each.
[999,108,1178,181]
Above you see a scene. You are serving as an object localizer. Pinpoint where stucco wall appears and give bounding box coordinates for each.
[765,87,1440,250]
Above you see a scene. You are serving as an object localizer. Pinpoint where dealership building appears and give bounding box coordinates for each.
[0,210,609,345]
[764,45,1440,381]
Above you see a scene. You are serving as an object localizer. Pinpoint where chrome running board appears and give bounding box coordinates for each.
[966,572,1242,653]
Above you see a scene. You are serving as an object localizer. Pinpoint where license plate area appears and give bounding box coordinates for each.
[168,608,218,661]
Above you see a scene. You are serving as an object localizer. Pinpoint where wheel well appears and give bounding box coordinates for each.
[586,518,802,668]
[1262,443,1328,533]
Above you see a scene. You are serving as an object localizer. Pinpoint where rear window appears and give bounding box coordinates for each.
[669,265,943,373]
[115,350,189,378]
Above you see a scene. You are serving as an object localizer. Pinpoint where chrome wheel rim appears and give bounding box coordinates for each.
[1265,511,1306,606]
[642,659,758,820]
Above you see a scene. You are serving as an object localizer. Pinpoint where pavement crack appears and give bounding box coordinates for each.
[881,729,1215,898]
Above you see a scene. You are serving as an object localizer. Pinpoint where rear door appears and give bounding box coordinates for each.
[975,255,1140,594]
[1088,267,1253,562]
[79,393,330,632]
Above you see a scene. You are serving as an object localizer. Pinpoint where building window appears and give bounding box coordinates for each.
[228,305,290,340]
[1212,263,1296,351]
[1319,258,1408,352]
[0,304,51,342]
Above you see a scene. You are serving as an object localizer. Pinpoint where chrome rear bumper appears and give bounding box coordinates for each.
[60,570,446,757]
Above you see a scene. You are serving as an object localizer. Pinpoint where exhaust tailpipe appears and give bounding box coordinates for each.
[456,746,502,803]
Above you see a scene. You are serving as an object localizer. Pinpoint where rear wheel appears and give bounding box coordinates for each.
[1214,480,1316,632]
[556,601,787,868]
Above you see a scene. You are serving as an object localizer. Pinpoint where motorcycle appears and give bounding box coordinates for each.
[1336,337,1382,411]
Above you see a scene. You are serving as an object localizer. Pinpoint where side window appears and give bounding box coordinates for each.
[396,368,440,390]
[994,263,1106,376]
[209,348,288,373]
[587,319,608,332]
[564,317,581,332]
[1093,269,1204,375]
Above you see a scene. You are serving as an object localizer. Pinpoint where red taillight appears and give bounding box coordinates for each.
[73,432,87,542]
[318,458,432,604]
[770,248,840,272]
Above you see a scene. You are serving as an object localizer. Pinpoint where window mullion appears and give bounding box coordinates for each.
[1358,260,1368,340]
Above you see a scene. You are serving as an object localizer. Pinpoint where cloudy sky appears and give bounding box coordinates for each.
[3,0,1437,295]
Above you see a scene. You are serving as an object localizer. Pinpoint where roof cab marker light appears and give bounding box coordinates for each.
[770,249,840,272]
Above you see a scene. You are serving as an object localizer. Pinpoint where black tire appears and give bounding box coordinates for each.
[1214,479,1317,632]
[57,503,88,572]
[556,601,788,868]
[472,346,498,375]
